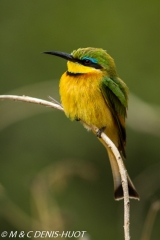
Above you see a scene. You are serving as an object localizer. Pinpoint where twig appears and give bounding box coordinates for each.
[0,94,130,240]
[0,95,63,111]
[102,132,130,240]
[92,126,130,240]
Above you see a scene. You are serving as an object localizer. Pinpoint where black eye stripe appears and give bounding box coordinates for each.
[82,60,102,69]
[73,58,102,69]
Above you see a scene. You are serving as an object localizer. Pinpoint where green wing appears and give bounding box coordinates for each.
[101,76,128,158]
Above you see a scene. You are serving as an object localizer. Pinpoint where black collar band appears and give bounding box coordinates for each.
[66,71,84,76]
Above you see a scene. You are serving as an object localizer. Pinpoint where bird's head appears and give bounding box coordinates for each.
[43,47,117,77]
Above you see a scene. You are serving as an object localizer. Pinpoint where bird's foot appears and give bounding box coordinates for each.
[96,126,106,138]
[75,117,80,121]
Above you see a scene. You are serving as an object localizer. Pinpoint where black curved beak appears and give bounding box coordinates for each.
[42,51,76,62]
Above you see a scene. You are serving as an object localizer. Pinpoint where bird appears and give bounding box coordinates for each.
[43,47,139,200]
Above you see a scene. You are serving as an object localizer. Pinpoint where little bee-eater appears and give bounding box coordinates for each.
[43,47,139,200]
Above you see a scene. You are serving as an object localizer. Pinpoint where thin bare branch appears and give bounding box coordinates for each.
[92,126,130,240]
[0,95,63,111]
[0,94,130,240]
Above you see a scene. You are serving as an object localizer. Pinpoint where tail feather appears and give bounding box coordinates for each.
[114,175,139,200]
[107,147,139,200]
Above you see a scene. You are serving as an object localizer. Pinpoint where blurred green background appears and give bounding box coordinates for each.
[0,1,160,239]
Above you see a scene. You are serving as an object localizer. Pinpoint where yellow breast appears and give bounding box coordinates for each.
[59,62,119,145]
[60,70,112,126]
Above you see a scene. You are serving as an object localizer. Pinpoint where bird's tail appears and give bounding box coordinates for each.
[98,138,139,200]
[107,148,139,200]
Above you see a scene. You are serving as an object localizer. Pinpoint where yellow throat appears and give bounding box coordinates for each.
[67,61,101,74]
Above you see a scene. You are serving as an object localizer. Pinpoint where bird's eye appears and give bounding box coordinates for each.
[82,59,92,65]
[81,57,100,68]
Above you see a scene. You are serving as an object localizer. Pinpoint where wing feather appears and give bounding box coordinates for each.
[101,76,128,157]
